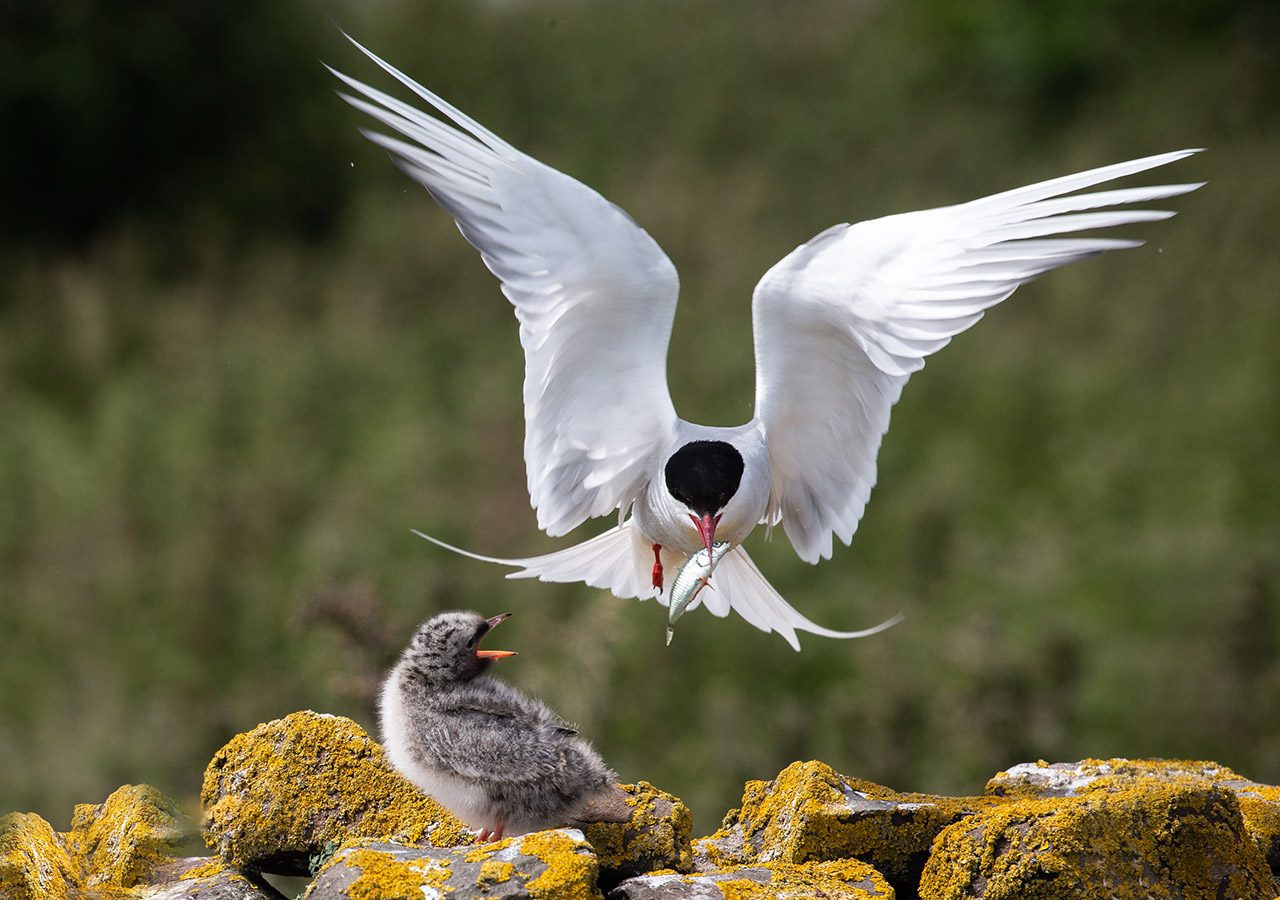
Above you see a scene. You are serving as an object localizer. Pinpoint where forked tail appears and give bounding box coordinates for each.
[413,524,903,650]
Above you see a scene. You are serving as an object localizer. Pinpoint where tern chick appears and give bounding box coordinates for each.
[380,610,630,841]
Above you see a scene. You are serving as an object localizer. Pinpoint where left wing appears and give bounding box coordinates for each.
[752,150,1204,564]
[332,38,681,536]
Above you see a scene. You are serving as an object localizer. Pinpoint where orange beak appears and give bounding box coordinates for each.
[476,612,517,661]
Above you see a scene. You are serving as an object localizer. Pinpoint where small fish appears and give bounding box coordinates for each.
[666,542,731,645]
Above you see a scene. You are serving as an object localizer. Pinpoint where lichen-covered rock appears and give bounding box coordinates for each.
[304,828,603,899]
[985,758,1244,799]
[0,811,78,900]
[920,779,1275,899]
[694,760,998,890]
[609,858,894,899]
[582,781,692,883]
[2,786,187,900]
[987,757,1280,879]
[145,857,287,899]
[66,783,185,892]
[201,710,470,874]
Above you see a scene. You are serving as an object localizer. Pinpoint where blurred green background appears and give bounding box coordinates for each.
[2,0,1278,838]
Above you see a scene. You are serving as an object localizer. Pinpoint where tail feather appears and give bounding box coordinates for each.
[413,525,902,649]
[570,785,632,825]
[713,546,904,651]
[413,524,658,600]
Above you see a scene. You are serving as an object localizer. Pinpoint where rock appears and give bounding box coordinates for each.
[582,781,693,884]
[920,779,1275,899]
[985,757,1243,798]
[1,785,187,900]
[0,811,78,900]
[144,857,288,898]
[608,859,894,899]
[987,757,1280,879]
[67,783,186,892]
[304,828,603,899]
[694,760,998,890]
[201,710,470,874]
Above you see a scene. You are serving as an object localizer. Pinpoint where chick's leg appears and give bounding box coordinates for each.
[474,818,507,843]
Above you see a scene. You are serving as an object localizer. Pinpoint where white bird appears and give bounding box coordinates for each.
[331,38,1203,649]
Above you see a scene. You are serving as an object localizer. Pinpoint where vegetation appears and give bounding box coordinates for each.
[2,0,1277,835]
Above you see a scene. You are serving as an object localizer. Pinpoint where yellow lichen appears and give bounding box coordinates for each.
[985,757,1280,874]
[1235,786,1280,868]
[2,786,189,900]
[180,858,229,879]
[66,784,185,890]
[520,830,603,900]
[582,781,692,877]
[477,858,515,885]
[201,710,470,870]
[0,812,77,900]
[920,780,1273,899]
[699,759,998,883]
[463,835,516,862]
[339,846,453,900]
[646,859,893,900]
[986,758,1245,799]
[751,859,894,899]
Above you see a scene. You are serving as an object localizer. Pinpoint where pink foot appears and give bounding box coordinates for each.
[651,543,664,591]
[475,820,507,843]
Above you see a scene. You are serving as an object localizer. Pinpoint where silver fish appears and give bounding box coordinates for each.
[666,542,731,645]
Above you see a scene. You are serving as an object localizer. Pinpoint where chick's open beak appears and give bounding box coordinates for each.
[476,611,517,660]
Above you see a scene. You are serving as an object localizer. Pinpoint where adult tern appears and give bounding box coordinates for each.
[331,40,1202,649]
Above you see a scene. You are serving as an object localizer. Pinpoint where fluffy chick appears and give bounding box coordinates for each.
[380,610,631,841]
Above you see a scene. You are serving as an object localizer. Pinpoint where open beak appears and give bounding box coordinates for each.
[690,513,722,565]
[476,612,517,661]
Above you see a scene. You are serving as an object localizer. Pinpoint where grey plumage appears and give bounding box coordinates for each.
[380,610,631,840]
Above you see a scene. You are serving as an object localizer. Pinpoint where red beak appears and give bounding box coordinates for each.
[690,512,722,565]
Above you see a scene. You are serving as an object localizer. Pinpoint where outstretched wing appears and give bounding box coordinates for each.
[333,39,680,536]
[752,150,1204,563]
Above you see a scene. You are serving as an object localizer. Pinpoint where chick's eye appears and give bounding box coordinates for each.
[467,631,482,649]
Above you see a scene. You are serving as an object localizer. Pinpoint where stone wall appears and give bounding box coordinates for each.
[4,710,1278,899]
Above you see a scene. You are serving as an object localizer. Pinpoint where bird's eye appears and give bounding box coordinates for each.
[467,630,482,649]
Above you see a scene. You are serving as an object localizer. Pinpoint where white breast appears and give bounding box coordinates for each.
[378,668,493,828]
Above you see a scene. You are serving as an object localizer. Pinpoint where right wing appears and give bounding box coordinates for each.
[333,39,680,536]
[752,150,1204,564]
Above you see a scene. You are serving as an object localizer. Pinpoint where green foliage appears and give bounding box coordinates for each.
[1,0,1277,837]
[0,1,355,248]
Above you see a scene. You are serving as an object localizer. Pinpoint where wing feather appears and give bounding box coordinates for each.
[424,708,569,784]
[753,150,1204,563]
[334,39,679,536]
